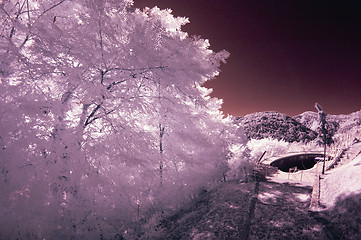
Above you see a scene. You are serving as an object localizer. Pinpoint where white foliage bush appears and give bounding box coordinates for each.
[222,120,252,181]
[288,141,322,153]
[226,143,254,180]
[247,138,289,160]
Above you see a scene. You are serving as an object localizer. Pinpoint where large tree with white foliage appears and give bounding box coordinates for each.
[0,0,246,238]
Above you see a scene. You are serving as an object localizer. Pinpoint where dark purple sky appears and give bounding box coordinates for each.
[134,0,361,116]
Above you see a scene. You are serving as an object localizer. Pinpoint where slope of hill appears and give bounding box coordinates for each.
[293,111,319,131]
[295,110,361,136]
[235,111,317,143]
[321,146,361,207]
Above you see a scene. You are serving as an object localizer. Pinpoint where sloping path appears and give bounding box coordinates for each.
[159,178,331,239]
[248,180,328,240]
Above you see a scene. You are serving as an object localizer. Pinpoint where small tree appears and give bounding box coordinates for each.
[315,103,335,174]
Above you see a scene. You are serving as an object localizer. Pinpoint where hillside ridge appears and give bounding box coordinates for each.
[236,110,360,143]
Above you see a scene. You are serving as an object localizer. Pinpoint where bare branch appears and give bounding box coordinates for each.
[98,19,104,58]
[107,65,167,73]
[26,0,30,25]
[9,0,27,39]
[100,70,105,85]
[0,6,11,18]
[61,85,78,104]
[84,103,102,127]
[106,79,127,90]
[19,34,30,49]
[39,0,67,17]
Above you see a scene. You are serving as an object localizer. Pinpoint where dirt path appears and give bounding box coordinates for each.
[158,178,334,239]
[248,180,328,239]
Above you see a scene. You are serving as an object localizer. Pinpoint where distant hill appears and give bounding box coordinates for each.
[295,110,361,136]
[235,111,317,143]
[293,111,319,131]
[235,110,361,143]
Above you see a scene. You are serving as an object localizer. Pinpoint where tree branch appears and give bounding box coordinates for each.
[0,6,11,18]
[106,79,127,90]
[39,0,67,17]
[26,0,31,26]
[107,65,167,73]
[9,0,27,39]
[84,103,102,127]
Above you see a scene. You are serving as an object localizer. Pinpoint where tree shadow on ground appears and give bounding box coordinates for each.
[152,180,361,240]
[249,180,327,240]
[157,179,324,240]
[313,192,361,240]
[158,181,256,240]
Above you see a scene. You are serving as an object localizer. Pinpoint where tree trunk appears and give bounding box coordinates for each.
[322,144,326,174]
[159,123,165,188]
